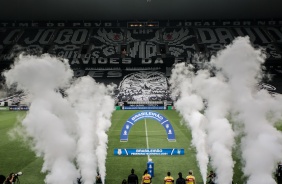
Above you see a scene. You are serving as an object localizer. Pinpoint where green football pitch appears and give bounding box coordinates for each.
[2,110,279,184]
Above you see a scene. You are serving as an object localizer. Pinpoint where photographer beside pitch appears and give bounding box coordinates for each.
[4,173,15,184]
[4,172,22,184]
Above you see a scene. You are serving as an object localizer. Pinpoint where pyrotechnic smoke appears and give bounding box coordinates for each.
[66,76,115,184]
[193,70,235,184]
[66,76,100,184]
[170,36,282,184]
[169,63,209,184]
[3,54,79,184]
[212,37,282,184]
[95,85,115,183]
[3,54,115,184]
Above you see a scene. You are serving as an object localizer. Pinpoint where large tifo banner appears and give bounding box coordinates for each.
[1,20,282,95]
[114,148,184,156]
[0,20,282,67]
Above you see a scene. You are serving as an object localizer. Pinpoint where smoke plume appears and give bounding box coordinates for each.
[3,54,115,184]
[170,36,282,184]
[193,70,235,184]
[212,37,282,184]
[169,63,209,184]
[66,76,115,184]
[3,54,79,184]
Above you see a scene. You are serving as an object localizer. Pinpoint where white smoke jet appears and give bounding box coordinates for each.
[66,76,115,184]
[170,63,209,184]
[95,91,115,184]
[3,54,116,184]
[212,37,282,184]
[66,76,100,184]
[194,70,235,184]
[3,54,79,184]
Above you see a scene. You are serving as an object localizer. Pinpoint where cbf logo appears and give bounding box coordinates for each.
[118,149,122,155]
[177,149,181,155]
[123,130,127,135]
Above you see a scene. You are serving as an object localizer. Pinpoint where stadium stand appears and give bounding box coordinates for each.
[0,20,282,107]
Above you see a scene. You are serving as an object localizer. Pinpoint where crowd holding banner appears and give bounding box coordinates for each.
[0,20,282,96]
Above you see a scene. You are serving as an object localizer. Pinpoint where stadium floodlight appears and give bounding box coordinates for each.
[127,21,159,28]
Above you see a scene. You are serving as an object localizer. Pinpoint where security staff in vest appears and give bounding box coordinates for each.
[141,169,151,184]
[164,171,174,184]
[128,168,138,184]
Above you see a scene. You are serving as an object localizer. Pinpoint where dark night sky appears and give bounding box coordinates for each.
[0,0,281,21]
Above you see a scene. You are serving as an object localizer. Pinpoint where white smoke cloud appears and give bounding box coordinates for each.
[66,77,115,184]
[170,36,282,184]
[169,63,209,184]
[3,54,115,184]
[3,54,79,184]
[66,76,101,184]
[212,37,282,184]
[95,87,115,183]
[193,70,235,184]
[4,54,73,94]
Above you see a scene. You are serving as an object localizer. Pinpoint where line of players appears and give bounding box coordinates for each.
[125,162,282,184]
[126,168,199,184]
[1,162,281,184]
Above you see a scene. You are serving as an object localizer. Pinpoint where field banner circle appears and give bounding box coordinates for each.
[120,111,176,142]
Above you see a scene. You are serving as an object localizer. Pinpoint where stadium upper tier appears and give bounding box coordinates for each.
[0,20,282,98]
[0,20,282,63]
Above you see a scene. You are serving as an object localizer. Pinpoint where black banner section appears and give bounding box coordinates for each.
[0,26,281,64]
[1,20,282,28]
[1,20,282,99]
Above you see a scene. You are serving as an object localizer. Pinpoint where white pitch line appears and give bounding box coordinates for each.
[144,118,150,161]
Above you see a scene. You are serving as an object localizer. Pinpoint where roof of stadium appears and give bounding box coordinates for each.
[0,0,282,21]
